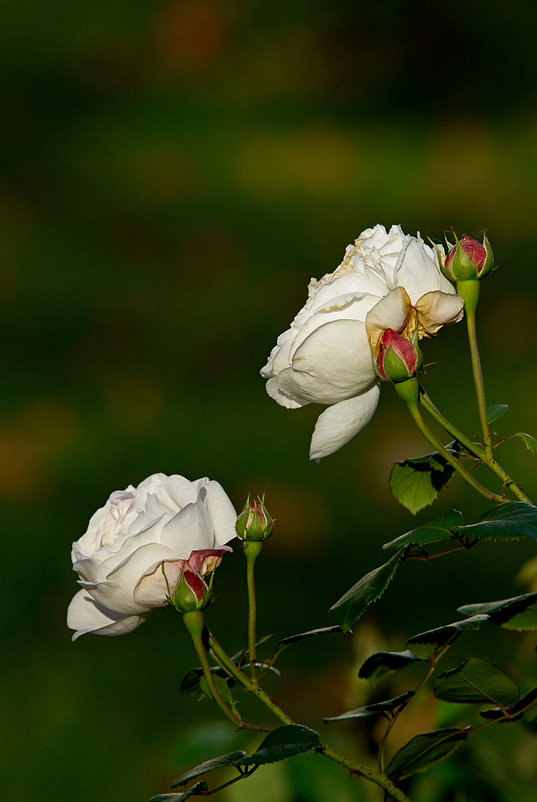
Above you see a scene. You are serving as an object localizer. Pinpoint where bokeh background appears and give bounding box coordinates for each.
[2,2,537,800]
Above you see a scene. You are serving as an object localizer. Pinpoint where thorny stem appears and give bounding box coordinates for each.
[182,612,243,728]
[464,294,494,460]
[244,540,263,682]
[405,399,504,503]
[419,390,533,504]
[208,632,411,801]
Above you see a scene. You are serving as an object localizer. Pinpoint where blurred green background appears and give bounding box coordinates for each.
[2,1,537,800]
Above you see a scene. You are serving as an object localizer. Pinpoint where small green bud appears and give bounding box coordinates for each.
[235,496,274,542]
[172,570,210,613]
[442,233,493,282]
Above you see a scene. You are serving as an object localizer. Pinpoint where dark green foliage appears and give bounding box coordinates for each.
[358,649,421,681]
[407,614,490,659]
[433,658,519,706]
[452,502,537,541]
[330,549,404,630]
[382,509,463,551]
[457,592,537,630]
[389,448,456,514]
[240,725,322,767]
[386,728,467,781]
[149,782,209,801]
[324,691,414,722]
[172,752,247,787]
[487,404,509,424]
[278,625,343,646]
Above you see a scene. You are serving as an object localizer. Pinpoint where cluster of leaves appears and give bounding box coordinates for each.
[389,407,537,514]
[152,501,537,800]
[148,725,323,802]
[326,591,537,783]
[330,501,537,631]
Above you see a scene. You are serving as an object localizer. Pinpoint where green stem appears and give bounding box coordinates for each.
[182,612,242,728]
[404,394,503,504]
[466,305,492,459]
[208,632,292,725]
[320,744,411,802]
[244,540,263,682]
[209,632,410,801]
[419,390,533,504]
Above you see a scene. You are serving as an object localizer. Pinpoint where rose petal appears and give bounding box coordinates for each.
[88,542,179,614]
[159,500,214,553]
[309,384,381,460]
[277,319,375,405]
[414,290,464,336]
[198,480,238,546]
[365,287,412,356]
[265,376,305,409]
[67,590,146,640]
[133,559,184,607]
[394,235,456,302]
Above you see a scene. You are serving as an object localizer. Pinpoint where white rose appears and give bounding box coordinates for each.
[67,473,237,640]
[261,224,464,460]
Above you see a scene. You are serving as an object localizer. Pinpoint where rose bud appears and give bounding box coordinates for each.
[235,496,274,542]
[172,570,211,613]
[442,234,493,281]
[375,328,422,383]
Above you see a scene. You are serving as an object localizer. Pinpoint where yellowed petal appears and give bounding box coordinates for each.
[414,291,464,338]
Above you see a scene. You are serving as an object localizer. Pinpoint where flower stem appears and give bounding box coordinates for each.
[419,389,533,504]
[401,391,503,503]
[182,611,242,728]
[244,540,263,682]
[208,632,292,725]
[320,744,411,802]
[457,280,493,460]
[208,632,411,800]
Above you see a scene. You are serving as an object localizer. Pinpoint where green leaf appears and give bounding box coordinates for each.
[324,691,414,722]
[433,658,519,705]
[382,509,464,551]
[240,725,322,767]
[452,501,537,542]
[171,752,246,787]
[149,783,209,802]
[358,649,421,682]
[330,549,404,631]
[480,688,537,722]
[386,728,467,781]
[457,592,537,630]
[514,432,537,457]
[278,625,343,647]
[486,404,509,424]
[199,673,234,705]
[407,614,489,659]
[389,448,455,514]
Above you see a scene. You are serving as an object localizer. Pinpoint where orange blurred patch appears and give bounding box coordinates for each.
[153,0,231,73]
[0,400,80,499]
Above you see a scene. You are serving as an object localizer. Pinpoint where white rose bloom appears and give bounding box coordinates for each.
[261,224,464,460]
[67,473,237,640]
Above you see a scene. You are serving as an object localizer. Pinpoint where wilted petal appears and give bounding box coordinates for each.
[309,384,381,460]
[415,290,464,337]
[365,287,412,356]
[67,590,146,640]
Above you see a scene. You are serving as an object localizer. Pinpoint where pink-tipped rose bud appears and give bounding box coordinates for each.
[375,328,422,383]
[235,496,274,542]
[442,234,493,281]
[172,569,210,613]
